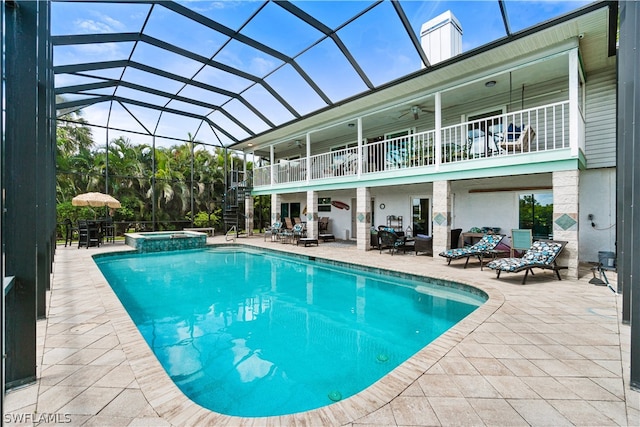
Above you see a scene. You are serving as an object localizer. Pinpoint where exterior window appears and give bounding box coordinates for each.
[519,193,553,240]
[281,203,301,220]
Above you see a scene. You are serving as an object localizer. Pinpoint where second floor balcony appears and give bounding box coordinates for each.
[253,100,583,190]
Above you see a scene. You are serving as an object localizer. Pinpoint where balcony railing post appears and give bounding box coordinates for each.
[270,145,275,187]
[435,92,442,170]
[357,117,363,179]
[306,134,311,184]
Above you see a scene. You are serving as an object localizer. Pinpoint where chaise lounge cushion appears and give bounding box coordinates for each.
[438,234,505,268]
[439,234,504,260]
[486,239,568,284]
[486,240,564,272]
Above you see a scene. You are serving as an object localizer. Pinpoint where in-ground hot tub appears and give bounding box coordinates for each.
[125,231,207,253]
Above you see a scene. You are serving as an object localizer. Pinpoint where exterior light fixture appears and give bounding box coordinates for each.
[485,80,497,87]
[348,123,355,127]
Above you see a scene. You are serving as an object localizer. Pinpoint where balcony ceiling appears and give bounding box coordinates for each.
[53,0,616,149]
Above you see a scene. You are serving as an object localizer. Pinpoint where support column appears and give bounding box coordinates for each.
[36,0,52,316]
[432,180,452,254]
[271,194,282,223]
[245,194,254,236]
[306,191,318,239]
[552,170,579,278]
[5,0,39,388]
[356,187,371,250]
[618,0,640,388]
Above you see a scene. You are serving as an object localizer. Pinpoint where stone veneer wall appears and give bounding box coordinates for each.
[306,190,318,239]
[271,194,282,224]
[552,170,580,278]
[432,180,452,255]
[125,233,207,253]
[245,195,254,236]
[356,187,371,251]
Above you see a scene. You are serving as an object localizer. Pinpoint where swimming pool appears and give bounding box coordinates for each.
[95,246,486,417]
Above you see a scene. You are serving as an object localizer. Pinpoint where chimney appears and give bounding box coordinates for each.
[420,11,462,67]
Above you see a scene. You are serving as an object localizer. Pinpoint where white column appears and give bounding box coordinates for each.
[271,193,282,223]
[357,117,363,179]
[569,48,580,157]
[553,170,579,278]
[245,194,254,236]
[434,92,442,171]
[306,190,318,239]
[306,133,311,184]
[356,187,371,251]
[270,145,275,186]
[432,180,451,254]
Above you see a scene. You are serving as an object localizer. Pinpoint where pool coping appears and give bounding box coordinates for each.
[91,243,505,425]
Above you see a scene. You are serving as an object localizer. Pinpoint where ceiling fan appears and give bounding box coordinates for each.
[398,105,432,120]
[286,140,304,149]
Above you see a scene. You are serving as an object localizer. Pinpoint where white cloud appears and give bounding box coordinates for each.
[251,56,275,77]
[75,19,114,34]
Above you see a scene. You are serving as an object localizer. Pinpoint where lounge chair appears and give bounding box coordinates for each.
[438,234,505,268]
[378,228,412,255]
[318,216,334,241]
[486,239,568,284]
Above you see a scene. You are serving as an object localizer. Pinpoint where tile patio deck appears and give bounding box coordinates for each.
[4,235,639,426]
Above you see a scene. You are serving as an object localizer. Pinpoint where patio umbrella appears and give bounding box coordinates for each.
[72,192,121,208]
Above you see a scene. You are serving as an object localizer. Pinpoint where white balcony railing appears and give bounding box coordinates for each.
[310,146,359,180]
[254,101,574,187]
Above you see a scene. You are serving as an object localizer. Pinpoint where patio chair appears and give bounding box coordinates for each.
[264,221,282,242]
[100,216,115,243]
[284,217,294,230]
[450,228,463,249]
[499,125,535,153]
[510,229,533,257]
[77,219,101,249]
[63,218,78,247]
[486,239,568,284]
[438,233,505,268]
[378,228,412,255]
[414,234,433,256]
[291,223,306,243]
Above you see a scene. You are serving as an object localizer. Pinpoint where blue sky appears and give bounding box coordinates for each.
[52,0,592,149]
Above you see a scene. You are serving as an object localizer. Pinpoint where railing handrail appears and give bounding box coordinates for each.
[253,100,572,186]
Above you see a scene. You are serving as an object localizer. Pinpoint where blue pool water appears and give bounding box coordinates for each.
[95,246,485,417]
